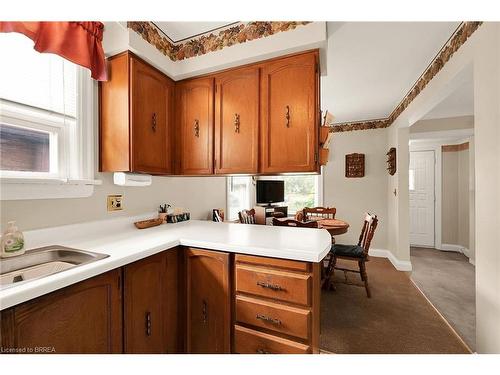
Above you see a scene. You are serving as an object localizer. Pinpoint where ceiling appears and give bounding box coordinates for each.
[153,22,237,43]
[422,76,474,120]
[322,22,461,124]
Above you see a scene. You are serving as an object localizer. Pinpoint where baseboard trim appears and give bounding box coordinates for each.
[369,248,413,271]
[440,243,466,253]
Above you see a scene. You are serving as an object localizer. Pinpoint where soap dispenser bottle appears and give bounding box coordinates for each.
[1,221,25,258]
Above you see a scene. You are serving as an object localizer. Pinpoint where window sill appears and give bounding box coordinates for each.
[0,178,102,200]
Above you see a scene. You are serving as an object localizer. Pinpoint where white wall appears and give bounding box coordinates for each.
[472,22,500,354]
[388,22,500,353]
[410,115,474,133]
[321,129,388,250]
[104,22,327,81]
[0,172,226,231]
[441,146,470,249]
[442,150,459,244]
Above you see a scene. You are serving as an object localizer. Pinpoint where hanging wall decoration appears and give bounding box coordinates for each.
[345,153,365,178]
[387,147,396,175]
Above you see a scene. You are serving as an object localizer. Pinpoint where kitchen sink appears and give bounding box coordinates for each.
[0,245,109,289]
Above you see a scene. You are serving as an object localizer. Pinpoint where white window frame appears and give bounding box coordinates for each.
[0,66,101,200]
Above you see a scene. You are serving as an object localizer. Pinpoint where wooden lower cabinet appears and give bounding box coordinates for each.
[123,249,179,353]
[185,248,231,353]
[0,269,122,354]
[0,248,321,355]
[233,254,320,354]
[234,325,311,354]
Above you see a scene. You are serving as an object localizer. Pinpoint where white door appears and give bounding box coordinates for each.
[409,151,435,247]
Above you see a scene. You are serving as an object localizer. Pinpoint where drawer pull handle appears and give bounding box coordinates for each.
[256,348,271,354]
[256,313,281,325]
[257,281,283,291]
[145,311,152,336]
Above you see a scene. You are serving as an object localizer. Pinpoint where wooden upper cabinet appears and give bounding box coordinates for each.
[185,248,230,353]
[260,51,320,173]
[214,67,259,174]
[0,269,122,354]
[130,57,173,174]
[99,51,174,175]
[175,77,214,175]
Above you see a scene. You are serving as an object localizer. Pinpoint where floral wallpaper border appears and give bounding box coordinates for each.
[331,21,482,133]
[127,21,311,62]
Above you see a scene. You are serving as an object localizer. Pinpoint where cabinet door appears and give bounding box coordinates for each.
[176,78,214,175]
[185,248,230,353]
[260,52,319,173]
[214,67,259,174]
[0,269,122,354]
[130,56,173,174]
[123,251,169,353]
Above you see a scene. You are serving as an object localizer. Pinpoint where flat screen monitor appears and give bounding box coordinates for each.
[256,180,285,205]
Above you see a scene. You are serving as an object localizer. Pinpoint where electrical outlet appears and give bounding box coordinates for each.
[107,195,123,211]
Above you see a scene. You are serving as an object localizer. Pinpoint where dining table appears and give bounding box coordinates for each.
[316,218,350,237]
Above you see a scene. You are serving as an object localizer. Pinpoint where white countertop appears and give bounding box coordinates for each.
[0,214,332,310]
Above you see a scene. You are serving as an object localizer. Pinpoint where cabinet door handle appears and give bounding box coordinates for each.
[194,119,200,137]
[256,313,281,326]
[145,311,152,336]
[152,113,157,132]
[285,105,290,127]
[256,348,271,354]
[202,299,208,324]
[234,113,240,133]
[256,280,283,291]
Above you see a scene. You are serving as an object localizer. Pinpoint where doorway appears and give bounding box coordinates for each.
[409,150,435,247]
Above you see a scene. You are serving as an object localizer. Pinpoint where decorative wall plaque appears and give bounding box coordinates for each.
[345,153,365,178]
[387,147,396,175]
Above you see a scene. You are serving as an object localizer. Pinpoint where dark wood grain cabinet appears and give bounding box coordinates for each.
[260,51,320,173]
[99,51,174,175]
[175,77,214,175]
[185,248,231,353]
[123,249,179,353]
[0,248,321,354]
[0,269,122,354]
[214,67,260,174]
[100,49,320,176]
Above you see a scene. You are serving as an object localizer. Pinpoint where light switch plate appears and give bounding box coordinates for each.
[107,195,123,211]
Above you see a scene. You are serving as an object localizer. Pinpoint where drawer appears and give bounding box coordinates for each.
[235,295,311,340]
[235,254,310,272]
[234,325,310,354]
[235,264,311,306]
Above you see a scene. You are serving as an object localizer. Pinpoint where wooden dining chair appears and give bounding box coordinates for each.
[238,209,256,224]
[272,217,319,228]
[322,213,378,298]
[302,206,337,221]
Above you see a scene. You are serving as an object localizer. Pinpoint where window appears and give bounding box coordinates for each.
[0,33,98,199]
[281,175,321,214]
[226,176,254,221]
[226,174,322,221]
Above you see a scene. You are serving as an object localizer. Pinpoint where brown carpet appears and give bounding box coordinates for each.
[320,257,471,354]
[410,247,475,351]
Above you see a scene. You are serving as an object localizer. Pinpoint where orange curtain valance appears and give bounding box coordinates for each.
[0,21,107,81]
